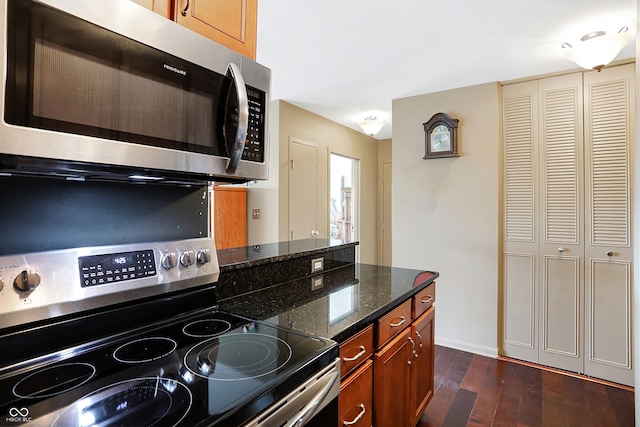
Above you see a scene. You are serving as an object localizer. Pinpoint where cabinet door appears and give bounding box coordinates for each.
[339,359,373,427]
[213,186,247,249]
[175,0,257,60]
[411,306,435,425]
[374,328,412,427]
[130,0,171,17]
[583,63,634,386]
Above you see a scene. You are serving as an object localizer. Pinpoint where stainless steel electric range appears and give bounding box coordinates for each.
[0,178,339,427]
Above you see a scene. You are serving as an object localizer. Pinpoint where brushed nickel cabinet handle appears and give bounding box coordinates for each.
[343,404,366,426]
[181,0,189,16]
[342,346,366,363]
[408,337,416,364]
[389,316,406,328]
[415,331,424,352]
[420,295,434,304]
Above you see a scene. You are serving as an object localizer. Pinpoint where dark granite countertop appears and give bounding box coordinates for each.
[217,238,358,271]
[219,263,438,343]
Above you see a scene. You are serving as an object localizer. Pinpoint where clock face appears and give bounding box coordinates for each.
[430,124,451,152]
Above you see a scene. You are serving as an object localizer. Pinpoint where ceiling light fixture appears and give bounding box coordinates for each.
[359,116,386,136]
[562,27,632,72]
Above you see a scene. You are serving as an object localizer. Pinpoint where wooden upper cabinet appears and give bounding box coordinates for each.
[131,0,258,60]
[130,0,172,18]
[175,0,257,60]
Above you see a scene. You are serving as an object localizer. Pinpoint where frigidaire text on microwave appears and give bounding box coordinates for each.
[0,0,270,183]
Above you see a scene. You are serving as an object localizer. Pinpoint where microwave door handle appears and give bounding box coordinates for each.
[225,63,249,174]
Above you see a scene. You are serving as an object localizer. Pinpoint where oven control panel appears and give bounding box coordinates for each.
[79,250,157,287]
[0,238,220,329]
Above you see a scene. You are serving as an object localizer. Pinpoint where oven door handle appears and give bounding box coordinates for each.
[285,362,340,427]
[225,62,249,174]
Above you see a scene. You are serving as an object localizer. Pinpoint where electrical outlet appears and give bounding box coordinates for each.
[311,275,324,291]
[311,257,324,273]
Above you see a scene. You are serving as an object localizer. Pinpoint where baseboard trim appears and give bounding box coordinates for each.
[434,337,498,358]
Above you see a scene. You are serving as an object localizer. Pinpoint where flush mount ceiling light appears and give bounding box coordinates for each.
[359,116,386,136]
[562,27,632,72]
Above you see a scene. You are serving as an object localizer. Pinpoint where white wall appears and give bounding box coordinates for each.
[392,82,501,356]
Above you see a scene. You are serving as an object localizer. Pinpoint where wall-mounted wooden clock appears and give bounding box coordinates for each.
[423,112,459,159]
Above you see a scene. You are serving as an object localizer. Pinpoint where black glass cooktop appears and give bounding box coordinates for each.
[0,310,337,427]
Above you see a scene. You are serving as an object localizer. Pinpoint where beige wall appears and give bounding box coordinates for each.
[392,82,501,356]
[275,101,380,264]
[245,100,280,246]
[378,138,392,161]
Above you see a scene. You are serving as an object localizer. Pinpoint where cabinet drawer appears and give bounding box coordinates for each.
[413,282,436,319]
[376,300,411,348]
[339,359,373,427]
[340,325,374,378]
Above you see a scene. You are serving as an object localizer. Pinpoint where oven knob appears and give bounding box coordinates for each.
[196,249,211,265]
[180,251,195,267]
[13,269,41,292]
[161,253,178,270]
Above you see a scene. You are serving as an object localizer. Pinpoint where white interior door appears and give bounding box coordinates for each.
[583,63,634,386]
[537,73,584,373]
[501,80,539,362]
[381,161,392,266]
[289,139,319,240]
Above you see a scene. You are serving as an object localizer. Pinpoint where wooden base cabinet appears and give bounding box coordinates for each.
[338,282,436,427]
[373,284,436,427]
[374,328,413,427]
[411,307,435,426]
[339,360,373,427]
[339,326,374,427]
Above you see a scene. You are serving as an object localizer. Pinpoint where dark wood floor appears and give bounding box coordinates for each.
[418,345,635,427]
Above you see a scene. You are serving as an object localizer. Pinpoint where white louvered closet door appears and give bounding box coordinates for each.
[501,80,539,362]
[583,63,634,386]
[537,73,585,373]
[501,64,634,386]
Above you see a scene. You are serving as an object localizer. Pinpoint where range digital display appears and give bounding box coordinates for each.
[79,250,156,287]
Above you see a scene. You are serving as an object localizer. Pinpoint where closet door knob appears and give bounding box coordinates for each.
[558,247,565,253]
[606,251,614,257]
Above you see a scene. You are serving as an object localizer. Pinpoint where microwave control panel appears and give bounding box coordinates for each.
[243,86,266,163]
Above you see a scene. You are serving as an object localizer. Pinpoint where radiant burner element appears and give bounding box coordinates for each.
[13,363,96,399]
[182,319,231,337]
[184,333,293,380]
[113,337,177,364]
[52,377,192,427]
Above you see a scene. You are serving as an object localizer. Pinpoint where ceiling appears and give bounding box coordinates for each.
[255,0,637,140]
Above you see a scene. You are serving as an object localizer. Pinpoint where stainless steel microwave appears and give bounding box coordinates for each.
[0,0,270,183]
